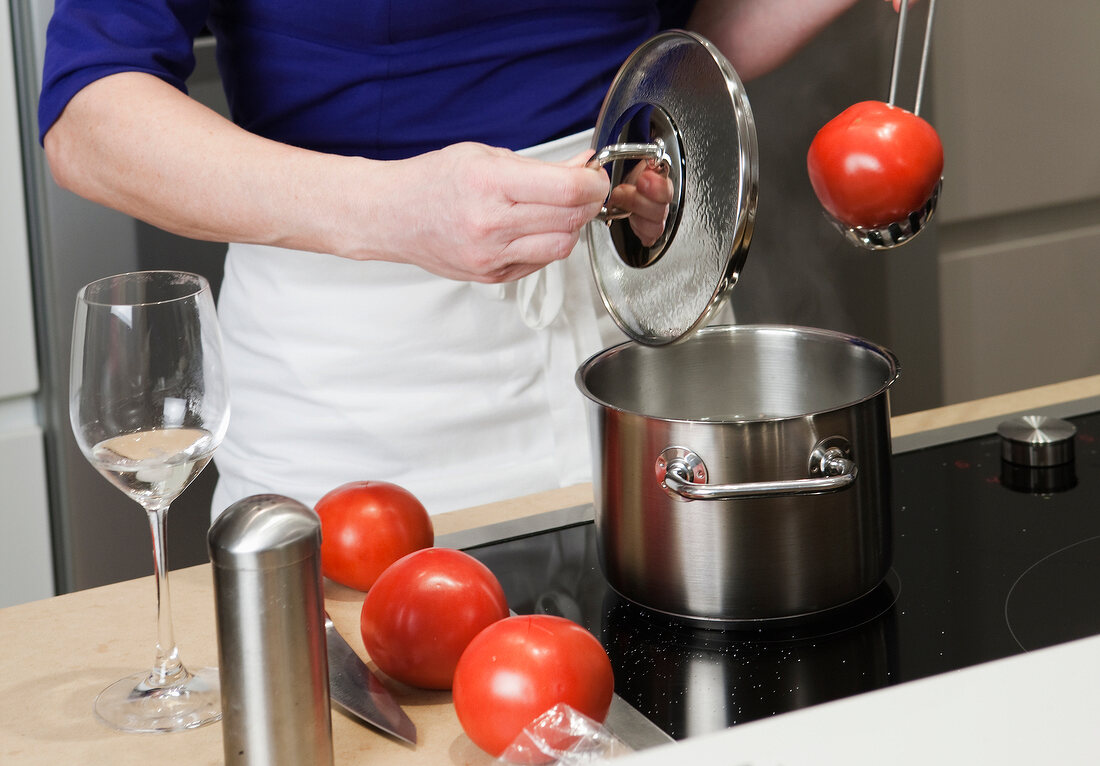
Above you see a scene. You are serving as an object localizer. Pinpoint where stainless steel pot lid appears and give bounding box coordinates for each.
[586,30,759,345]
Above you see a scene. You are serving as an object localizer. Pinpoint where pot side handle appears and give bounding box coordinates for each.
[659,441,857,501]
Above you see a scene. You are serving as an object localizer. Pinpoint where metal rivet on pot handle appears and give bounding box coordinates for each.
[588,139,672,221]
[658,439,858,502]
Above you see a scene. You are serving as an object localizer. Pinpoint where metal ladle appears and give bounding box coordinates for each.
[833,0,941,251]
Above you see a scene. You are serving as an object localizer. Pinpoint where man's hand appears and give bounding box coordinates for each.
[607,163,674,247]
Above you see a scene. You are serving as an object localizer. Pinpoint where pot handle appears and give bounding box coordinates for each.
[657,440,858,501]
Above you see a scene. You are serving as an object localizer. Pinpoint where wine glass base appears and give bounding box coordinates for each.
[94,666,222,733]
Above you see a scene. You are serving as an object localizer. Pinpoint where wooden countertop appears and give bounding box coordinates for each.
[4,375,1100,765]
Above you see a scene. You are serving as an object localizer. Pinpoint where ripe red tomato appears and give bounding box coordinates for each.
[315,480,433,592]
[360,547,509,689]
[452,614,615,758]
[807,100,943,228]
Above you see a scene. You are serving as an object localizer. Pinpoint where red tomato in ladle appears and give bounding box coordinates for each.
[807,100,943,229]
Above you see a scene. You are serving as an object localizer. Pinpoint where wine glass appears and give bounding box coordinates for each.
[70,270,230,732]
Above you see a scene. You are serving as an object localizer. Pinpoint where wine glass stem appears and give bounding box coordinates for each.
[147,505,186,686]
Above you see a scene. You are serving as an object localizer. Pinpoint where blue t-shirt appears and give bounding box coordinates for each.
[40,0,695,159]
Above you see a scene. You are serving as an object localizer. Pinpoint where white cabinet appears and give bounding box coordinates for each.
[932,2,1100,223]
[939,225,1100,402]
[0,412,54,607]
[0,0,54,607]
[931,0,1100,403]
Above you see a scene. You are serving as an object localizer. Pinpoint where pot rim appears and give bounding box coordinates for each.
[575,323,901,425]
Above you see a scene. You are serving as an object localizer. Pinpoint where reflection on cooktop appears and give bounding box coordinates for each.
[601,575,900,738]
[466,411,1100,741]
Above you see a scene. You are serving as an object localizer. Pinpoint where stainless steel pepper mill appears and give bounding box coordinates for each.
[208,494,334,766]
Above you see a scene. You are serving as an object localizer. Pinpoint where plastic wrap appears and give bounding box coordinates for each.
[495,704,634,765]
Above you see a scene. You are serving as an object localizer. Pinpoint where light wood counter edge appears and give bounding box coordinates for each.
[891,374,1100,438]
[430,482,595,538]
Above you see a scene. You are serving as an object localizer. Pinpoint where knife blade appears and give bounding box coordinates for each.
[324,612,418,744]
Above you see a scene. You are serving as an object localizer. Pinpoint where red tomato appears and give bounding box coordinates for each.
[807,100,943,228]
[360,547,509,689]
[452,614,615,758]
[315,480,433,592]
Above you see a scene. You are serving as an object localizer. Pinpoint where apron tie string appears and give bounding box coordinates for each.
[515,260,565,330]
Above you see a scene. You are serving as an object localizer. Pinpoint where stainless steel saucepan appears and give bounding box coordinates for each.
[577,325,899,624]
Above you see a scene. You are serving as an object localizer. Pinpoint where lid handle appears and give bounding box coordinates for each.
[588,139,672,221]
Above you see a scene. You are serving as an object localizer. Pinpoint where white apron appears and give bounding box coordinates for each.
[210,130,627,517]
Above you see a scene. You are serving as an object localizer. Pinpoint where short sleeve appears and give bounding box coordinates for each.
[38,0,211,142]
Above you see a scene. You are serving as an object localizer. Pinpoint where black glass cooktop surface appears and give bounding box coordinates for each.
[465,411,1100,741]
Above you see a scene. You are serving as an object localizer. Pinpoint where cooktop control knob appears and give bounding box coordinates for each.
[998,415,1077,494]
[997,415,1076,467]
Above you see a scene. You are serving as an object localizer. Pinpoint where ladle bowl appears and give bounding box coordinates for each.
[830,177,941,250]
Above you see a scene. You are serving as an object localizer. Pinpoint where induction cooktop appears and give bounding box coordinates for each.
[461,410,1100,742]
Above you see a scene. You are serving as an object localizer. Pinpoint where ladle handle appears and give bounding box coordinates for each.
[660,446,857,502]
[888,0,937,116]
[587,140,672,221]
